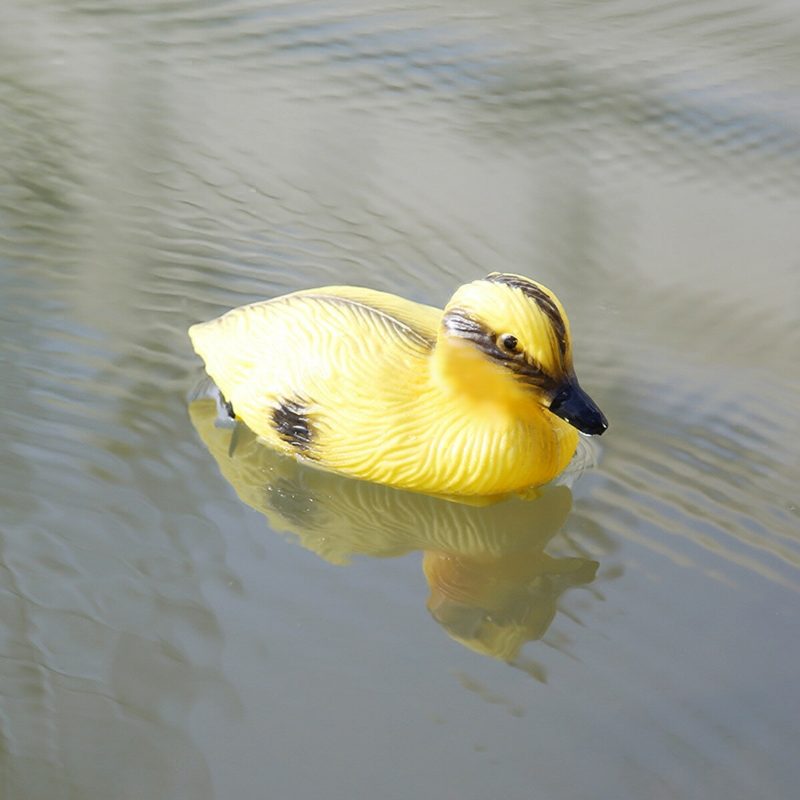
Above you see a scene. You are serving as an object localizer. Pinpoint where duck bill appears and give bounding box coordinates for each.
[548,379,608,435]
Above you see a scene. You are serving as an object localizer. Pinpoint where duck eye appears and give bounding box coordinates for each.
[498,334,520,353]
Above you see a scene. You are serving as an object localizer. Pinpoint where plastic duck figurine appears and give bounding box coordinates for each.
[189,273,607,496]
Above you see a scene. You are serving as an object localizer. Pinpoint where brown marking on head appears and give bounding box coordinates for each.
[441,308,560,392]
[485,273,568,359]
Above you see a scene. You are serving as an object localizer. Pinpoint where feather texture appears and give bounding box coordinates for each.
[188,277,599,496]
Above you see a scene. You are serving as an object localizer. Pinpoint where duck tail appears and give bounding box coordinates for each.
[187,375,237,428]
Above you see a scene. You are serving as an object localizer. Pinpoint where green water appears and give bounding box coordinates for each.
[1,2,799,798]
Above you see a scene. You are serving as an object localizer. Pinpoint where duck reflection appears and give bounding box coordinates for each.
[189,397,597,662]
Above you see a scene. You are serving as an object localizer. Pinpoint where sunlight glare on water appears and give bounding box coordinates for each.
[1,1,799,799]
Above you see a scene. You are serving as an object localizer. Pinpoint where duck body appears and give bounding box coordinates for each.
[189,275,607,496]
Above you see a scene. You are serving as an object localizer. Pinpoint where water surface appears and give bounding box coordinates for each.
[1,1,799,799]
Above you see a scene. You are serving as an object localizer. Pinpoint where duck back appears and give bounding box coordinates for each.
[189,287,443,468]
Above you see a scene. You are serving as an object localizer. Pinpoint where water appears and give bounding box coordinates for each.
[2,1,799,798]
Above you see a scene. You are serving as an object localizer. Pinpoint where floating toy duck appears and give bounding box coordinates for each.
[189,273,607,496]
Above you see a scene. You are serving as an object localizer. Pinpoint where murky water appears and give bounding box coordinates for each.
[2,1,800,798]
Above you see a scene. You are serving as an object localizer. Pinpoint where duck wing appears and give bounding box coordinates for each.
[188,286,442,448]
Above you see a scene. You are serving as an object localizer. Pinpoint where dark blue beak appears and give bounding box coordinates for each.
[548,379,608,435]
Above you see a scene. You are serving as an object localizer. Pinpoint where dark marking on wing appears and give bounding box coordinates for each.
[485,273,568,357]
[442,308,559,391]
[273,399,314,452]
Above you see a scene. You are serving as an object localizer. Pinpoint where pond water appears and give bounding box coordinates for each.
[1,1,799,798]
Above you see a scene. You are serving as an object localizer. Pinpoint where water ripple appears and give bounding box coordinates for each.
[2,2,800,798]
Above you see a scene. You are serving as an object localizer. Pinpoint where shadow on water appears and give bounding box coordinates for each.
[188,397,598,664]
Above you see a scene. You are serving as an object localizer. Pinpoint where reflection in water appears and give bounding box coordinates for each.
[189,397,597,662]
[425,551,595,663]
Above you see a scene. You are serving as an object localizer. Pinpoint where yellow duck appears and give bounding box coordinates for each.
[188,272,607,496]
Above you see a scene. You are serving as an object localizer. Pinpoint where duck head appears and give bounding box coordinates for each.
[437,273,608,435]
